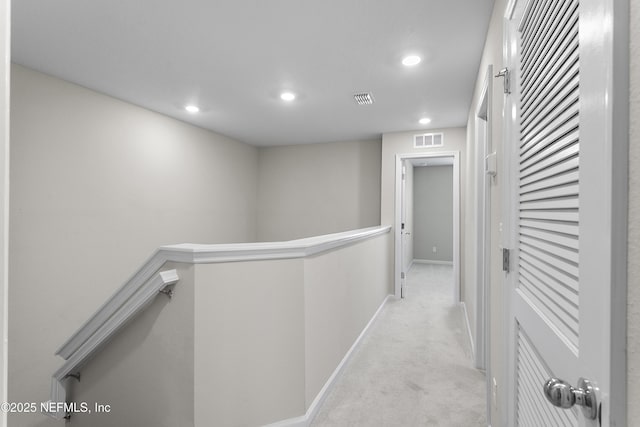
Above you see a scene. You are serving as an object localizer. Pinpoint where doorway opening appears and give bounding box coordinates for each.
[393,151,460,302]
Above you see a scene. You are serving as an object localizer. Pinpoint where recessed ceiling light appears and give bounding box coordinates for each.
[402,55,422,67]
[419,117,432,124]
[185,105,200,113]
[280,92,296,102]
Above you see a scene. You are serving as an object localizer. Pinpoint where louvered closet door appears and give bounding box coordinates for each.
[506,0,623,423]
[510,0,598,425]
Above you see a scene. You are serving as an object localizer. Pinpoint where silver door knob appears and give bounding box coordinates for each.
[543,377,598,420]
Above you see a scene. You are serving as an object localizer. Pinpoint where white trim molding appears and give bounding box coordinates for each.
[412,259,454,266]
[460,302,476,364]
[162,225,391,264]
[0,0,10,423]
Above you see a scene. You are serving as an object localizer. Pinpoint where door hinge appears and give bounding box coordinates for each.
[401,272,405,279]
[495,68,511,94]
[401,222,405,230]
[502,247,511,273]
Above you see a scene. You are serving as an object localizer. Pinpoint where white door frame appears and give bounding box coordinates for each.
[475,65,493,426]
[399,160,409,297]
[501,0,628,425]
[393,151,460,302]
[0,1,9,425]
[474,65,493,373]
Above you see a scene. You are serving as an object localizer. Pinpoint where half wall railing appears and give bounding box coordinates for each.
[48,226,391,422]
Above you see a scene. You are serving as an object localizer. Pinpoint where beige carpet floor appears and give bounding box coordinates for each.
[310,263,487,427]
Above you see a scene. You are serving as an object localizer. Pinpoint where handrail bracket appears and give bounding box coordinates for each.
[159,287,174,298]
[64,372,81,382]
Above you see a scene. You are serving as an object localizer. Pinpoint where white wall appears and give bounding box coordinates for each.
[628,0,639,421]
[8,65,259,426]
[257,139,381,241]
[194,259,306,426]
[464,0,505,423]
[413,165,453,262]
[7,65,386,427]
[303,232,390,405]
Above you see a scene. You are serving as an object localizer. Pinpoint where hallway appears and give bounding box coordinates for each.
[311,263,486,426]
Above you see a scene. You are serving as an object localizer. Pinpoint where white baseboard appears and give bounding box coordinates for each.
[263,415,307,427]
[460,302,476,363]
[407,259,415,272]
[413,259,453,265]
[263,294,394,427]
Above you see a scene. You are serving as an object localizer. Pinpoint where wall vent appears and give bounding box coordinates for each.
[414,132,444,148]
[353,92,374,105]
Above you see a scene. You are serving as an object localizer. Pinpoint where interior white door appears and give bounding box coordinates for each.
[503,0,627,426]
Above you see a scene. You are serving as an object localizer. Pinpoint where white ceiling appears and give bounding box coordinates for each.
[11,0,495,147]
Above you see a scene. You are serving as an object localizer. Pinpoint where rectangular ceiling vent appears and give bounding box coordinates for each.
[414,132,444,148]
[353,92,374,105]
